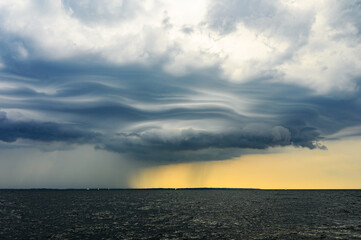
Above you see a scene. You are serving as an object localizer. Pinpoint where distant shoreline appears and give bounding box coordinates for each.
[0,188,360,191]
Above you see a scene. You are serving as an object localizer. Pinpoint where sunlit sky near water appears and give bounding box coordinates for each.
[0,1,361,188]
[131,138,361,189]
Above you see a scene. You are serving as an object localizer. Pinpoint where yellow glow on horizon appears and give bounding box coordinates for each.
[130,138,361,189]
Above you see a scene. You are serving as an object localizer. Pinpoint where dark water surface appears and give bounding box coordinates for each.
[0,189,360,239]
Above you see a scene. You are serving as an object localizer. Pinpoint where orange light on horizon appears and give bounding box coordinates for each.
[130,138,361,189]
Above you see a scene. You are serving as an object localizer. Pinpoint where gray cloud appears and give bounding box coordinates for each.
[0,111,99,143]
[1,57,361,162]
[62,0,144,26]
[207,0,314,43]
[207,0,277,34]
[0,1,360,165]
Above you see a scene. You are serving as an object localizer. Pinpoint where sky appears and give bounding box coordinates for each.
[0,0,361,188]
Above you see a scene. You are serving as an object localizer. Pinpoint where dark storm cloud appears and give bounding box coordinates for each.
[0,1,361,163]
[95,125,291,162]
[111,125,291,152]
[1,54,361,162]
[0,111,98,143]
[1,55,361,162]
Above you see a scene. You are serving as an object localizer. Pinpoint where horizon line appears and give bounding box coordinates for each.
[1,187,360,191]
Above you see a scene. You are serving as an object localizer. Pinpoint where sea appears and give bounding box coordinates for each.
[0,189,360,239]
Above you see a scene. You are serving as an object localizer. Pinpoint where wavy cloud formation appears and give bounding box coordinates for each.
[0,1,360,163]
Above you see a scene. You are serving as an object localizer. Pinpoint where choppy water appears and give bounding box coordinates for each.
[0,189,360,239]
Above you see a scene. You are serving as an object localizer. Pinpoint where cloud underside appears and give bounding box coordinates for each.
[0,0,361,162]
